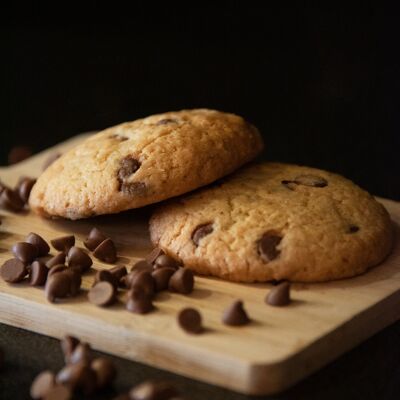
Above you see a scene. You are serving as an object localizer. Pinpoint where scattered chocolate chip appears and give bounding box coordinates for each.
[130,270,155,298]
[30,260,49,286]
[129,380,179,400]
[152,267,175,292]
[168,268,194,294]
[67,247,92,273]
[222,300,250,326]
[294,174,328,188]
[93,238,117,263]
[8,145,32,165]
[0,188,25,211]
[56,361,96,395]
[84,227,107,251]
[178,308,203,334]
[118,156,141,181]
[131,259,153,273]
[43,384,72,400]
[1,258,27,283]
[30,370,56,399]
[109,265,128,282]
[61,335,80,363]
[42,152,61,171]
[145,247,165,264]
[45,272,72,302]
[46,252,66,268]
[11,242,38,263]
[63,268,82,296]
[91,357,116,389]
[156,118,178,125]
[154,254,179,270]
[16,177,36,203]
[266,281,291,306]
[47,264,67,278]
[51,235,75,252]
[69,342,92,365]
[94,269,118,288]
[257,231,282,262]
[192,223,213,246]
[120,181,147,195]
[126,287,154,314]
[348,225,360,233]
[26,232,50,256]
[89,281,116,307]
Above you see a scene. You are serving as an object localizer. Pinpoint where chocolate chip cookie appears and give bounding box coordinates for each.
[149,163,393,282]
[29,109,263,219]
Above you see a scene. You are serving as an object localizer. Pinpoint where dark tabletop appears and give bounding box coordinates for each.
[1,320,400,399]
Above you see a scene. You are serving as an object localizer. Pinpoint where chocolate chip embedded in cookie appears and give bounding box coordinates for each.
[149,162,393,283]
[29,109,263,219]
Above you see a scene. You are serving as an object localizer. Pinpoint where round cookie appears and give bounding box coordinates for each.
[29,109,263,219]
[149,163,393,282]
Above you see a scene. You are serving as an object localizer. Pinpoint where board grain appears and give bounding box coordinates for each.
[0,135,399,395]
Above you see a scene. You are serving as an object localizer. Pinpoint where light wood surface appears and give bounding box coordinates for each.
[1,135,399,395]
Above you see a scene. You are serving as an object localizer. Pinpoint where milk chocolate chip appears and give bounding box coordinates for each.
[56,362,96,395]
[84,227,107,251]
[168,268,194,294]
[178,308,203,334]
[222,300,250,326]
[17,177,36,203]
[93,238,117,263]
[51,235,75,252]
[30,260,49,286]
[266,281,291,306]
[12,242,38,263]
[61,335,80,363]
[192,223,213,246]
[91,357,116,389]
[88,281,116,307]
[26,232,50,256]
[1,258,27,283]
[0,188,25,211]
[67,247,92,273]
[118,156,140,181]
[45,272,72,302]
[154,254,179,270]
[348,224,360,233]
[46,252,66,268]
[258,231,282,262]
[152,267,175,291]
[126,287,154,314]
[145,247,165,264]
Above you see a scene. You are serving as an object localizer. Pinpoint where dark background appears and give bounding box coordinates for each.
[0,3,398,199]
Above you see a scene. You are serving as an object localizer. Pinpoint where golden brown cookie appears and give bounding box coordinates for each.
[149,163,393,282]
[29,109,263,219]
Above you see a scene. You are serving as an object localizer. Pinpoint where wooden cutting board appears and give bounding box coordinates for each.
[1,135,400,395]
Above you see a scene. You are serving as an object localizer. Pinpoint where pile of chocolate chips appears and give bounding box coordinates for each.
[29,335,181,399]
[0,176,36,212]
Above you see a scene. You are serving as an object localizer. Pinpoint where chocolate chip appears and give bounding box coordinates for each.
[63,268,82,296]
[46,252,66,268]
[109,265,128,282]
[91,357,116,389]
[43,384,72,400]
[156,118,178,125]
[130,270,155,298]
[8,145,32,164]
[45,272,72,302]
[294,174,328,188]
[51,235,75,252]
[281,180,297,191]
[152,267,175,292]
[26,232,50,256]
[120,181,147,195]
[109,134,128,141]
[89,281,116,307]
[348,225,360,233]
[30,370,56,399]
[178,308,203,334]
[266,281,291,306]
[30,260,49,286]
[154,254,179,270]
[145,247,165,264]
[257,231,282,262]
[12,242,38,263]
[129,380,179,400]
[222,300,250,326]
[192,223,213,246]
[47,264,67,278]
[42,152,61,171]
[17,177,36,203]
[0,188,25,211]
[56,361,96,395]
[67,247,92,273]
[61,335,80,363]
[84,227,107,251]
[69,342,92,365]
[1,258,27,283]
[132,259,153,273]
[93,238,117,263]
[118,156,141,181]
[168,268,194,294]
[94,269,118,288]
[126,287,154,314]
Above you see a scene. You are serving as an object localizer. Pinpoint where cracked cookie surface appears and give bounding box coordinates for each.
[29,109,263,219]
[149,163,393,282]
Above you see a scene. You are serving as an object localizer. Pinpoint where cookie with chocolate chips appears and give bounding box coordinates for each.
[150,162,393,282]
[29,109,263,219]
